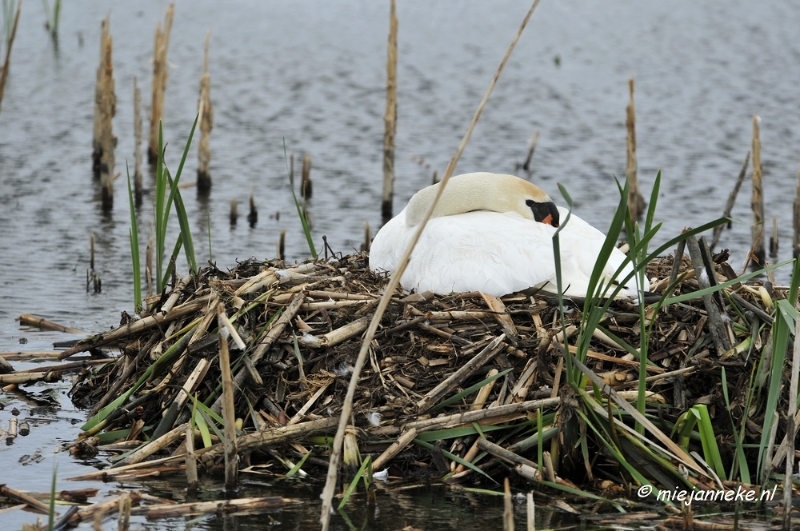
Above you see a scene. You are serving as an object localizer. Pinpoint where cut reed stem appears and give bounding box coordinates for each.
[381,0,398,225]
[197,29,213,192]
[625,77,645,220]
[750,115,765,265]
[148,4,174,163]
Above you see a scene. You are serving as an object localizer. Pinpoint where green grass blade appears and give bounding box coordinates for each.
[126,162,142,312]
[48,462,57,531]
[155,122,166,291]
[338,455,372,509]
[283,138,317,259]
[166,170,197,275]
[286,449,313,478]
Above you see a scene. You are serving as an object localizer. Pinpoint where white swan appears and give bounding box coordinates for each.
[369,172,649,298]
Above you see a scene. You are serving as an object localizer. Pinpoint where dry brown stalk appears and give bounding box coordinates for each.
[381,0,398,225]
[299,316,370,348]
[0,351,65,360]
[478,438,539,472]
[131,497,296,518]
[685,235,732,355]
[0,371,62,384]
[481,293,518,338]
[372,428,418,470]
[201,417,338,463]
[95,16,116,209]
[18,314,85,334]
[148,4,174,162]
[133,76,143,205]
[0,0,21,113]
[405,397,559,433]
[217,304,238,490]
[114,422,189,468]
[58,295,212,359]
[503,477,514,531]
[72,492,143,526]
[209,293,305,415]
[197,29,213,192]
[0,484,50,514]
[750,115,765,264]
[626,77,645,220]
[415,334,507,412]
[301,153,312,199]
[711,152,750,249]
[521,130,540,171]
[185,424,198,490]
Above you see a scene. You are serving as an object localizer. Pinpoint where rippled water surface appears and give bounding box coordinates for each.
[1,0,798,529]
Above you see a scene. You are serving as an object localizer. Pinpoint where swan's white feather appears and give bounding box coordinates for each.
[371,207,645,298]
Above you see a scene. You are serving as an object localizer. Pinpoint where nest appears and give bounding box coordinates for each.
[64,249,798,520]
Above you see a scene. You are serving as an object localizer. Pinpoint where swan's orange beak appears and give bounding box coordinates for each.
[542,214,558,227]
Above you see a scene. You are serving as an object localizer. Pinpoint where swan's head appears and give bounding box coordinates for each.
[405,172,561,227]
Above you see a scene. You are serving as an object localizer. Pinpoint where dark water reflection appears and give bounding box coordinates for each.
[1,0,798,528]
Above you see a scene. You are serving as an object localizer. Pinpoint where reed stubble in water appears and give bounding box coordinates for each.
[751,115,765,265]
[133,77,143,206]
[93,16,116,209]
[197,30,213,192]
[625,78,645,220]
[148,5,174,163]
[381,0,398,225]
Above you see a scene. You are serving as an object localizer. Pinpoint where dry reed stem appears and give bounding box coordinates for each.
[131,497,295,518]
[0,371,62,384]
[751,115,765,264]
[148,4,174,162]
[118,491,131,531]
[184,424,198,490]
[711,151,750,249]
[0,351,66,360]
[201,416,339,463]
[626,77,645,220]
[0,484,51,514]
[319,5,541,517]
[209,293,305,414]
[197,29,213,191]
[416,334,507,412]
[0,0,21,113]
[96,17,116,208]
[301,153,312,199]
[521,130,540,171]
[527,491,535,531]
[503,477,514,531]
[686,236,732,354]
[371,428,418,471]
[217,304,238,490]
[18,314,85,334]
[381,0,398,224]
[133,76,143,205]
[58,295,212,359]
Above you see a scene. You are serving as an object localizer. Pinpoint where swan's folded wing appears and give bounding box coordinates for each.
[401,211,559,296]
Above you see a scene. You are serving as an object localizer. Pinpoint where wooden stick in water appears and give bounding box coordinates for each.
[381,0,398,225]
[503,477,514,531]
[770,216,778,257]
[750,115,765,265]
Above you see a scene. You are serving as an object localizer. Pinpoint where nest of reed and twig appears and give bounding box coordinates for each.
[64,249,798,515]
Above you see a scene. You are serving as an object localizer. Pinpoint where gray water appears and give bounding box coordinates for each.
[1,0,797,528]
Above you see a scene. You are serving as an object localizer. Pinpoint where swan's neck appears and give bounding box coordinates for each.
[405,177,519,227]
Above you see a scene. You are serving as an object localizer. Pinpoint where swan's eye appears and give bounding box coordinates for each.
[525,199,535,207]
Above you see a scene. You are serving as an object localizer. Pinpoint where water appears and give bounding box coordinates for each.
[1,0,798,528]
